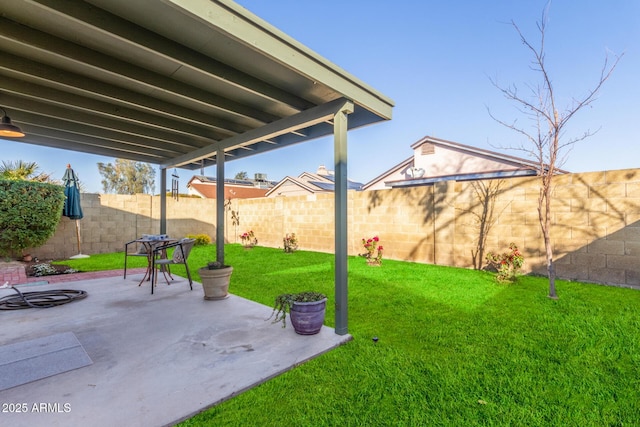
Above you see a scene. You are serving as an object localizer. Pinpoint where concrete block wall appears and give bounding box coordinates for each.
[231,193,337,253]
[27,167,640,289]
[32,194,217,260]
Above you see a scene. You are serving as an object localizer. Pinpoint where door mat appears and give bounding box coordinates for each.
[0,332,93,391]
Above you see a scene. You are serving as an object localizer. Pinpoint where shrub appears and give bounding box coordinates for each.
[283,233,298,253]
[30,263,78,277]
[240,230,257,247]
[0,180,65,257]
[486,243,525,283]
[186,233,212,246]
[360,236,383,265]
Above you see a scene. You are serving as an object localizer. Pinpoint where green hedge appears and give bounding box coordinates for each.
[0,179,66,257]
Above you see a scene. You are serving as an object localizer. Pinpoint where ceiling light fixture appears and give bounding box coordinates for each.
[0,107,25,138]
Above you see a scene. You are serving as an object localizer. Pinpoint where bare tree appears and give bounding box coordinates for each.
[489,6,622,299]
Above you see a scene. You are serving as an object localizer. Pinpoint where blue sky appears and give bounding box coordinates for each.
[4,0,639,193]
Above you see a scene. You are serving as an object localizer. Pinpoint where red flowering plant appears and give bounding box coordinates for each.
[283,233,298,253]
[360,236,383,266]
[240,230,257,248]
[486,243,524,283]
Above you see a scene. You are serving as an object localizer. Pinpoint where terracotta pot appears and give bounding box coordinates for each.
[290,298,327,335]
[198,266,233,300]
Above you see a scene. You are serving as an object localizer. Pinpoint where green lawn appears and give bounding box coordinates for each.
[61,245,640,426]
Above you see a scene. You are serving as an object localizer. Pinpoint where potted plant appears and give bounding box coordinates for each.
[198,261,233,300]
[269,291,327,335]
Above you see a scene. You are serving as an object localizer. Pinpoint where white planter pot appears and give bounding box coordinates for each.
[198,266,233,300]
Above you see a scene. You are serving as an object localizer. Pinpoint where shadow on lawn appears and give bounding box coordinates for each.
[348,260,509,313]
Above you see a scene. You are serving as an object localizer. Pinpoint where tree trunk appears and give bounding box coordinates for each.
[539,176,558,299]
[547,258,557,299]
[542,223,558,299]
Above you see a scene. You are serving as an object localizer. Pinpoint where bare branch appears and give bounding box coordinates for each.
[488,77,554,125]
[559,52,623,127]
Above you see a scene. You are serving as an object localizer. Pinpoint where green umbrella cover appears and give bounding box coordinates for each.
[62,164,88,258]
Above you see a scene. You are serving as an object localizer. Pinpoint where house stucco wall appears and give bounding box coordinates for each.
[413,143,524,177]
[28,168,640,289]
[365,141,536,191]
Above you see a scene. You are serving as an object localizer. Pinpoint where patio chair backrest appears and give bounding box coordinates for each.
[172,238,195,263]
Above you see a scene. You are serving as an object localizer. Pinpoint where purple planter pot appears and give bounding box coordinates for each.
[290,298,327,335]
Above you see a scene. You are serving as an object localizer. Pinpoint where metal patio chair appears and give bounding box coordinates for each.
[123,238,151,279]
[150,238,195,294]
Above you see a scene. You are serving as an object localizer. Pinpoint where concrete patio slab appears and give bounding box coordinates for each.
[0,275,351,426]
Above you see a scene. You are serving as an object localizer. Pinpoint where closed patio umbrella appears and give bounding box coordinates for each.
[62,164,89,259]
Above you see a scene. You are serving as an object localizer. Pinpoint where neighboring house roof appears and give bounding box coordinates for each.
[298,171,334,184]
[363,135,567,190]
[265,167,363,197]
[187,175,276,199]
[264,176,327,197]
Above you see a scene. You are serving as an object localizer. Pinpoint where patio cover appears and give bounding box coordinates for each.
[0,0,394,334]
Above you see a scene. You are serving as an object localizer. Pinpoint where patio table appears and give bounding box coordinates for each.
[124,236,177,286]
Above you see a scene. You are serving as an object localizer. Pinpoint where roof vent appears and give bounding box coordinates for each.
[421,143,435,155]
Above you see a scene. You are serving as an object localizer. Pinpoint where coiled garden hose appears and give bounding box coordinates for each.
[0,286,88,310]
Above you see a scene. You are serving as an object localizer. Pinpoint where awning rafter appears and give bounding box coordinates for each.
[163,98,355,169]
